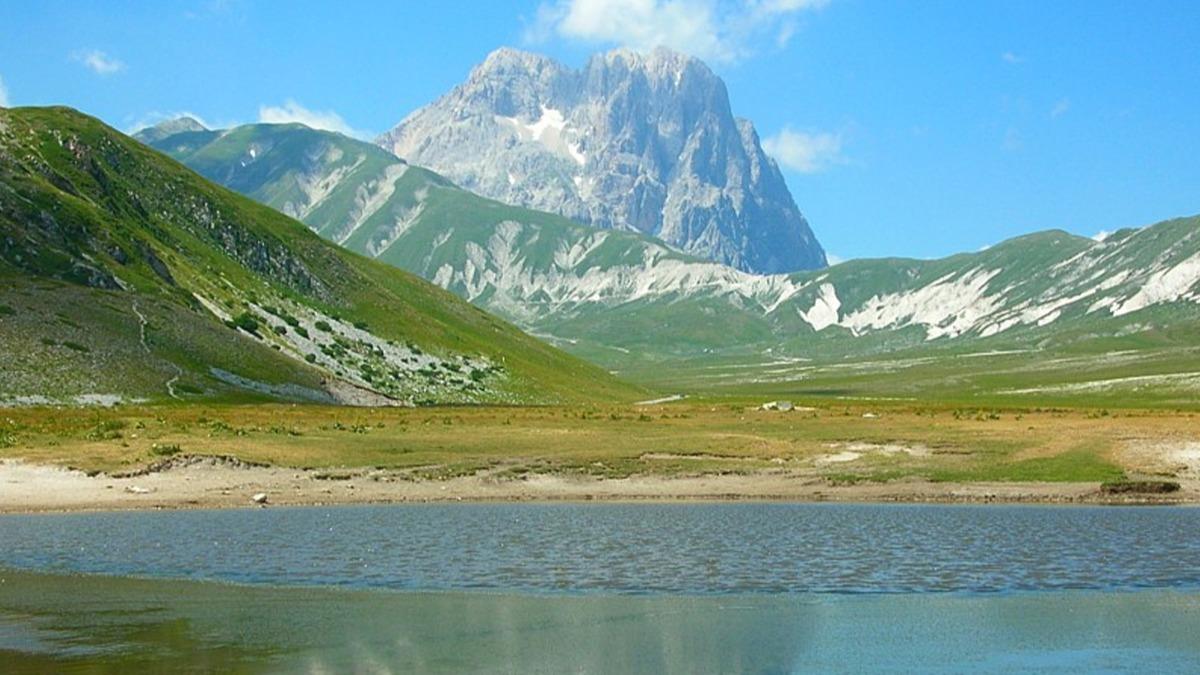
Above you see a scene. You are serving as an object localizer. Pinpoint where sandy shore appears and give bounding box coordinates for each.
[2,455,1196,513]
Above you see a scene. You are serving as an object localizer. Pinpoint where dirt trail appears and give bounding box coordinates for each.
[131,299,183,400]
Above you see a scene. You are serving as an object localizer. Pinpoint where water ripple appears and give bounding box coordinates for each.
[1,503,1198,595]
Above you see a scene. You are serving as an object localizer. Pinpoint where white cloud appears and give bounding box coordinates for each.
[1050,97,1070,119]
[1001,51,1024,64]
[761,127,843,173]
[825,252,845,265]
[73,49,125,75]
[526,0,829,64]
[0,75,9,107]
[257,99,365,138]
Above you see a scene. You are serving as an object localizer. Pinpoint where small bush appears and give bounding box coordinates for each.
[273,324,288,335]
[304,353,317,363]
[0,304,15,317]
[314,320,332,332]
[151,443,182,457]
[230,312,260,335]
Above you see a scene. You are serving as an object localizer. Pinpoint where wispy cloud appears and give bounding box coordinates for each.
[761,127,844,173]
[0,75,9,107]
[1001,51,1024,64]
[258,99,366,138]
[1050,97,1071,119]
[525,0,830,64]
[73,49,125,75]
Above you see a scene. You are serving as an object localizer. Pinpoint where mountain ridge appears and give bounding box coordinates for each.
[376,46,826,274]
[140,119,1200,376]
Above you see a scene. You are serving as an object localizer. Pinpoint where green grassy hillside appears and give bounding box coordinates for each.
[0,107,641,405]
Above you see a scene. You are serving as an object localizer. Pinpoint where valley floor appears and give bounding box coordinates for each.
[1,401,1198,511]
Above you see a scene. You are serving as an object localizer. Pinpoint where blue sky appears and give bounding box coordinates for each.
[2,0,1198,262]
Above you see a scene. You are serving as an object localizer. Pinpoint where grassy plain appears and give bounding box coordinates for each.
[1,399,1194,488]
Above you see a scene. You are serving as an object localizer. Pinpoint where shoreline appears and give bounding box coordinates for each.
[2,457,1195,514]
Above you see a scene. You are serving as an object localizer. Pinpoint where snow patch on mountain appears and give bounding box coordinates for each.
[496,106,587,166]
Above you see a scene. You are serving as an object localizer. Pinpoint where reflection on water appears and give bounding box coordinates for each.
[0,503,1199,594]
[3,503,1200,671]
[1,570,1199,673]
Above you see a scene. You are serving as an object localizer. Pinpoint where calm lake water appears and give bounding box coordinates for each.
[1,503,1199,672]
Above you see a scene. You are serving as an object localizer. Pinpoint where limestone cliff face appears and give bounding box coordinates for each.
[377,47,826,274]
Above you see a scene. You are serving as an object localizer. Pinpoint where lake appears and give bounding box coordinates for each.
[2,503,1199,672]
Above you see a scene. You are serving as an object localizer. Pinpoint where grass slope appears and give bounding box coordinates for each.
[0,107,641,405]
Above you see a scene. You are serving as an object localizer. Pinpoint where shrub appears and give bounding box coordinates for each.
[304,353,317,363]
[314,320,332,332]
[273,324,288,335]
[151,443,182,457]
[230,312,260,335]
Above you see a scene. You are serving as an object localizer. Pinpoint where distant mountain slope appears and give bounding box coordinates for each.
[140,120,1200,373]
[0,107,639,406]
[377,47,826,274]
[137,120,768,326]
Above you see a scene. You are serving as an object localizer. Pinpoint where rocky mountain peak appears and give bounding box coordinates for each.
[377,48,827,274]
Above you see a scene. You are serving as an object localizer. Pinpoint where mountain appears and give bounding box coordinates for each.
[376,47,826,275]
[130,116,208,144]
[136,120,743,324]
[140,120,1200,384]
[0,106,640,406]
